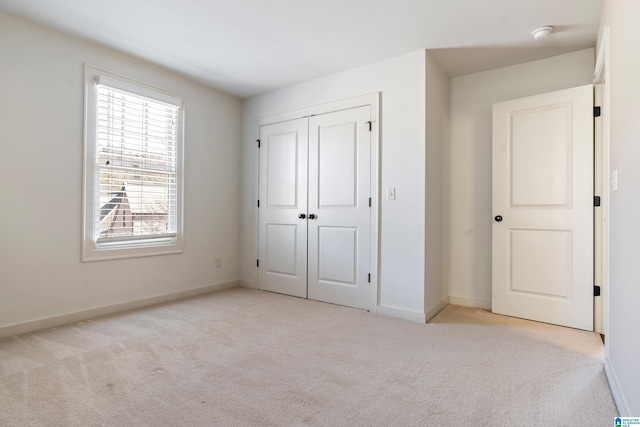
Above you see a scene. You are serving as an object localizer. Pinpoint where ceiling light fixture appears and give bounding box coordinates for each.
[532,26,554,40]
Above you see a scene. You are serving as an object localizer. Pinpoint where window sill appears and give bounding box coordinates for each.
[82,239,184,262]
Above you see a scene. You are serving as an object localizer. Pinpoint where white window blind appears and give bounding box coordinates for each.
[95,79,180,245]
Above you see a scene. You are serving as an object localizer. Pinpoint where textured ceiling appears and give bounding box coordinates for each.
[0,0,603,98]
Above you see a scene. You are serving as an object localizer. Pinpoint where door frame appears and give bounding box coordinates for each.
[593,27,610,338]
[252,93,380,312]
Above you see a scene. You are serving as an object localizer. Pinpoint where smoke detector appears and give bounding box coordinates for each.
[532,26,554,40]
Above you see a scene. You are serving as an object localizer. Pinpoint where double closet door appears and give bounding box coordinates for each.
[257,106,371,310]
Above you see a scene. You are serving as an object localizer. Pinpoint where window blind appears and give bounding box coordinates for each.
[95,81,179,244]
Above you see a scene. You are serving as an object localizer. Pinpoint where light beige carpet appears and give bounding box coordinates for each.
[0,288,617,426]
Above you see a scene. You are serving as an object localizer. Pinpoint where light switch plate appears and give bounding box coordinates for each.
[387,187,396,201]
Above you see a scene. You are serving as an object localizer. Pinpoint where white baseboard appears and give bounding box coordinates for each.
[605,356,630,416]
[0,280,239,340]
[376,305,426,323]
[425,296,449,322]
[448,295,492,310]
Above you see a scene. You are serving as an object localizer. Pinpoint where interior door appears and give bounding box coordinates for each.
[307,106,371,309]
[257,118,308,298]
[492,84,593,330]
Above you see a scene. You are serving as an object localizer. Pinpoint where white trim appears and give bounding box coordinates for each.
[254,93,380,312]
[594,28,608,85]
[0,281,239,340]
[605,357,629,416]
[257,93,379,127]
[594,83,604,334]
[448,295,492,310]
[96,74,182,107]
[368,95,380,314]
[376,305,426,323]
[425,297,449,322]
[250,113,260,292]
[593,26,611,344]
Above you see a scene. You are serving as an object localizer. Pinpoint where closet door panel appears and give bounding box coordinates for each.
[318,121,358,208]
[257,118,308,298]
[308,106,371,309]
[317,226,357,284]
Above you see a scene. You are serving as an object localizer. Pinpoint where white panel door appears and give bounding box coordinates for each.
[307,106,371,309]
[492,84,593,330]
[258,118,308,298]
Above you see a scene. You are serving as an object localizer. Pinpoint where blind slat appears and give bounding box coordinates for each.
[96,233,177,245]
[96,105,178,127]
[98,163,176,175]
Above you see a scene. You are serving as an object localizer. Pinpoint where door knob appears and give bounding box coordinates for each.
[298,213,306,219]
[308,214,316,220]
[494,215,503,222]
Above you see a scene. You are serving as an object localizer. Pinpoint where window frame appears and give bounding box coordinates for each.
[82,65,184,262]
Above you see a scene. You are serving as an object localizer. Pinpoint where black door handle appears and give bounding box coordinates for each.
[298,213,306,219]
[308,214,316,220]
[494,215,503,222]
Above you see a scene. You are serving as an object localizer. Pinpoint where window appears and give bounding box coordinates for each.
[83,66,184,261]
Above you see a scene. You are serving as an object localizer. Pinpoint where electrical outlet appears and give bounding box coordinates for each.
[215,257,222,268]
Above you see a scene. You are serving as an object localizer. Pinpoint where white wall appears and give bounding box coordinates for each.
[0,12,242,332]
[241,51,433,318]
[598,0,640,415]
[446,49,595,308]
[425,52,449,316]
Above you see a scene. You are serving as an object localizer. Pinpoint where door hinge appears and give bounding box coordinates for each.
[366,121,372,132]
[594,285,601,297]
[369,197,372,207]
[594,106,601,117]
[257,200,260,208]
[257,139,261,148]
[594,196,601,207]
[368,273,371,283]
[257,259,259,268]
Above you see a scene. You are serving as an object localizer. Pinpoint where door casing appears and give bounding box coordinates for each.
[593,27,610,338]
